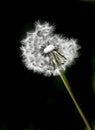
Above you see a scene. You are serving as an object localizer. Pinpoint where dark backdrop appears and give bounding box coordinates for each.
[1,1,95,130]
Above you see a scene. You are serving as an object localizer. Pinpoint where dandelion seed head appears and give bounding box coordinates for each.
[20,21,80,76]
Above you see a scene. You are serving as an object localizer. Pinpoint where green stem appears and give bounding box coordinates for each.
[58,70,92,130]
[53,53,92,130]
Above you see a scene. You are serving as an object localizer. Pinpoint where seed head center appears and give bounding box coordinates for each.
[44,45,55,54]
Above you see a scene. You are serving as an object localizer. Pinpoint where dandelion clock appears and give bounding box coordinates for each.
[20,21,92,130]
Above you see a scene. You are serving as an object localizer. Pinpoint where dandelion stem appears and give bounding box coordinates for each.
[58,70,92,130]
[53,54,92,130]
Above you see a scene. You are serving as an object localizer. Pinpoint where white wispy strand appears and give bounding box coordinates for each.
[20,21,80,76]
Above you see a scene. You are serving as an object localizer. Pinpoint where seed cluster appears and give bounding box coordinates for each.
[20,21,80,76]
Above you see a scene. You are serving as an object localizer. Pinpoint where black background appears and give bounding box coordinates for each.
[1,0,95,130]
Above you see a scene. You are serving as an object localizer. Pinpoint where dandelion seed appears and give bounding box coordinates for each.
[21,21,80,76]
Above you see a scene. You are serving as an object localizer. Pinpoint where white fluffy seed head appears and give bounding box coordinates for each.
[20,21,80,76]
